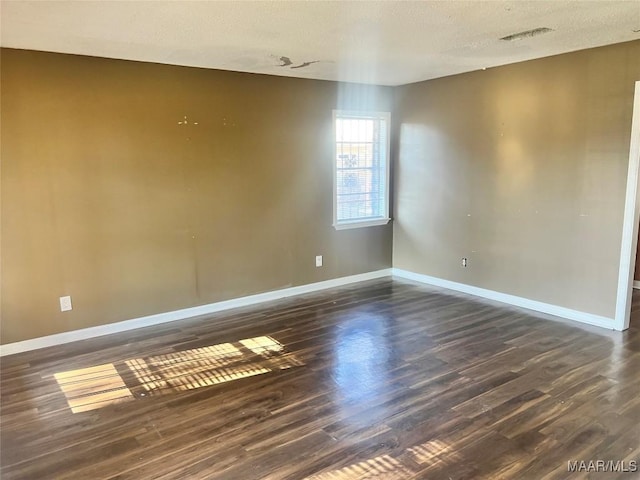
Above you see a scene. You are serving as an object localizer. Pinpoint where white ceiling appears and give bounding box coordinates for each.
[1,0,638,86]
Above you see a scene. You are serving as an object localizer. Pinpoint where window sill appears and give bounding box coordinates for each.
[333,218,391,230]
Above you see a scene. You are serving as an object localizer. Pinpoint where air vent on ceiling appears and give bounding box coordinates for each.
[500,27,554,42]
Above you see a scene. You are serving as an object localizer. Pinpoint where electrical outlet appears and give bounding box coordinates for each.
[461,257,468,267]
[60,295,73,312]
[315,255,323,267]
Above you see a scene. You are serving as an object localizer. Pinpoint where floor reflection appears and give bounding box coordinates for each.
[334,313,390,404]
[53,335,302,413]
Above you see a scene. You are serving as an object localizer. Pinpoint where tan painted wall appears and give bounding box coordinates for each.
[635,231,640,281]
[393,41,640,319]
[1,49,393,344]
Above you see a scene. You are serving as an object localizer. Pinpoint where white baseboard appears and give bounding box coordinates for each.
[0,269,392,357]
[633,281,640,289]
[2,266,619,356]
[392,268,617,331]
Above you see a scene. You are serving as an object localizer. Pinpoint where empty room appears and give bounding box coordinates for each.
[1,1,639,479]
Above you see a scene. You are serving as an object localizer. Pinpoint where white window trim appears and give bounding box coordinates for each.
[332,110,391,230]
[333,217,391,231]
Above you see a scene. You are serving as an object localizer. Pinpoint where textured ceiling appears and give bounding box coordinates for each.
[1,0,639,85]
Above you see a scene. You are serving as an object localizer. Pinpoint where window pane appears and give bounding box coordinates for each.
[334,112,389,226]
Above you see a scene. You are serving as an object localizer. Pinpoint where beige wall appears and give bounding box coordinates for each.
[635,231,640,281]
[3,41,639,344]
[1,49,393,344]
[393,41,640,319]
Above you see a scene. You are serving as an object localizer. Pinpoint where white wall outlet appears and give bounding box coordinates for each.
[60,295,73,312]
[462,257,468,267]
[315,255,323,267]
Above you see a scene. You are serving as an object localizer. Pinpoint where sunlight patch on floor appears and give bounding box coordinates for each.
[53,363,133,414]
[305,454,413,480]
[304,439,458,479]
[53,335,302,413]
[406,438,460,467]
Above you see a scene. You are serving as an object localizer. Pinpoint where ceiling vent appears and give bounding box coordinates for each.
[500,27,554,42]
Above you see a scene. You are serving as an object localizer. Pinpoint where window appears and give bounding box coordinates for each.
[333,110,391,229]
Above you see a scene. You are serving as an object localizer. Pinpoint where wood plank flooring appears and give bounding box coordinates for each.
[1,278,639,479]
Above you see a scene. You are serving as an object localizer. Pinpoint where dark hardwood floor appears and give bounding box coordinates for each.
[1,278,639,479]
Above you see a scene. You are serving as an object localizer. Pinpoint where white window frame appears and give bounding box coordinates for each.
[332,110,391,230]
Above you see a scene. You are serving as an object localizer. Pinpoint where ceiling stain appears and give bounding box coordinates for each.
[500,27,554,42]
[291,60,320,69]
[276,55,320,69]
